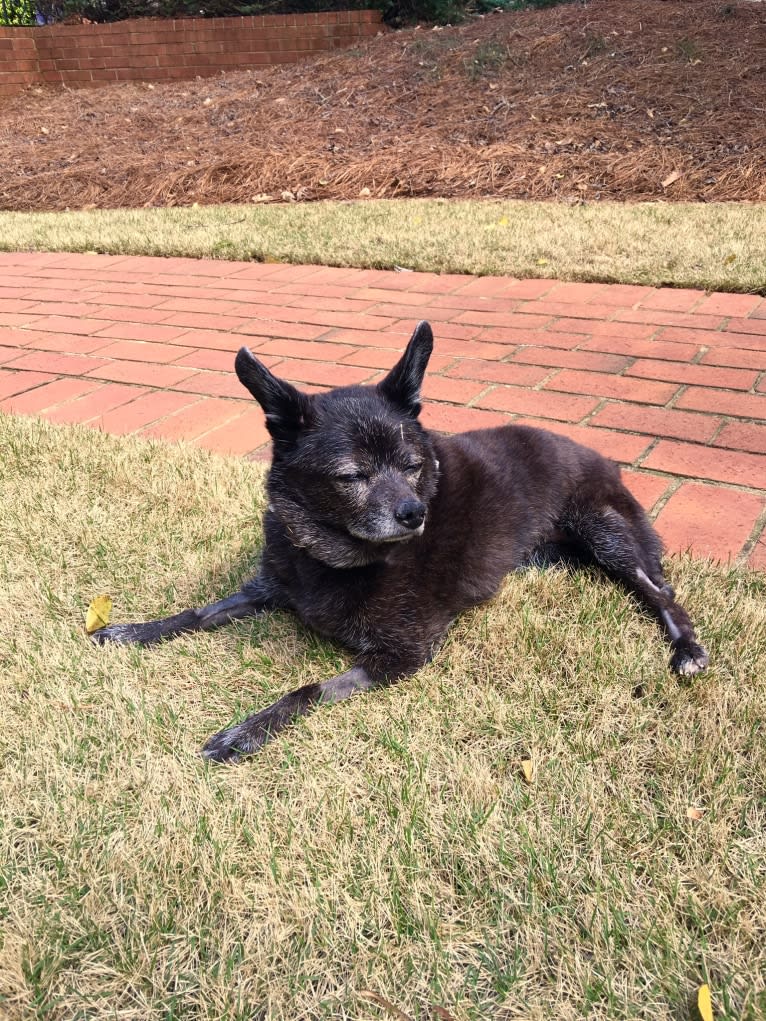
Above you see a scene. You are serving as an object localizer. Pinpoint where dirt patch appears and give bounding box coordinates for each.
[1,0,765,212]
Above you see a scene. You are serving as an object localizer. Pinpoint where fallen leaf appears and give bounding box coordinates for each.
[724,254,736,265]
[536,258,549,266]
[686,806,705,821]
[521,758,534,782]
[661,170,681,188]
[359,187,371,197]
[85,594,112,634]
[497,216,509,226]
[698,983,714,1021]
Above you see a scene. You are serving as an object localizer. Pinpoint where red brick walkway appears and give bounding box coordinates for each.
[1,251,764,568]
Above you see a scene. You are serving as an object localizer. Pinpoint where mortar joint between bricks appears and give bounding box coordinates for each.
[738,503,766,566]
[706,418,730,448]
[667,383,688,410]
[614,358,641,378]
[467,384,497,408]
[580,397,611,426]
[530,369,560,391]
[691,346,709,365]
[647,475,683,522]
[660,385,686,409]
[632,435,663,470]
[499,349,520,363]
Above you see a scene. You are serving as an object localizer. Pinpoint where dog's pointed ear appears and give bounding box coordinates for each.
[377,321,433,417]
[235,347,310,443]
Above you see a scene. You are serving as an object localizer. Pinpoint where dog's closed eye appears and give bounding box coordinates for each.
[336,472,370,484]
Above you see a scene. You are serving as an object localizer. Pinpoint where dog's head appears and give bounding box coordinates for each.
[235,322,440,567]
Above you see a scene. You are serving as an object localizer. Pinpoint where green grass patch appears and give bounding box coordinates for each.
[1,411,765,1019]
[1,199,765,293]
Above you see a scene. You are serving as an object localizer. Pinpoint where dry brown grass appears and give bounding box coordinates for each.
[1,411,765,1020]
[2,197,765,294]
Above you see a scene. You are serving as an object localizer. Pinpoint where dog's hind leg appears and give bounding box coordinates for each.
[200,665,378,763]
[567,495,708,676]
[92,574,280,647]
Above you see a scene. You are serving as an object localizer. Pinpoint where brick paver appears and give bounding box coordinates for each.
[0,250,764,567]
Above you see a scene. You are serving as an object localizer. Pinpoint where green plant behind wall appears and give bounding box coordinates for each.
[0,0,34,24]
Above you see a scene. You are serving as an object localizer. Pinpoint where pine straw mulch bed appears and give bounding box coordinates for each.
[2,0,765,213]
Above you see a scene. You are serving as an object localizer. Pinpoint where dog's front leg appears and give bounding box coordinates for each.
[201,665,378,763]
[92,574,279,647]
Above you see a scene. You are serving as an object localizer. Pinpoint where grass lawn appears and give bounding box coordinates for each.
[1,411,765,1020]
[2,198,766,294]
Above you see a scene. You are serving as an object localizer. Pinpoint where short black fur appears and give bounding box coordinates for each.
[94,321,708,761]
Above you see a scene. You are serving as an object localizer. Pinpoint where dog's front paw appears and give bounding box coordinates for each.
[200,705,282,763]
[200,722,252,764]
[91,623,145,646]
[670,639,709,676]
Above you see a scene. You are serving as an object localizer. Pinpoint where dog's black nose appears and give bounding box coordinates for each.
[394,498,425,530]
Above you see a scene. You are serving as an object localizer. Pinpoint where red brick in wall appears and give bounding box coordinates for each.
[0,10,383,96]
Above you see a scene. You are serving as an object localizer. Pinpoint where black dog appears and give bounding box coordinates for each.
[95,321,708,761]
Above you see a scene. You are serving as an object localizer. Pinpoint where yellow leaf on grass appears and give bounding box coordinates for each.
[497,216,509,226]
[85,594,112,634]
[698,984,714,1021]
[536,258,549,266]
[521,759,534,783]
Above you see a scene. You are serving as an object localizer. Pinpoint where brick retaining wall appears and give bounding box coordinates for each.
[0,10,382,96]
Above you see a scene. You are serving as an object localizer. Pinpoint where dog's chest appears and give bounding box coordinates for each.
[270,543,438,655]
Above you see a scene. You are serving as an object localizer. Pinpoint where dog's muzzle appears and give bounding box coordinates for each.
[394,497,426,531]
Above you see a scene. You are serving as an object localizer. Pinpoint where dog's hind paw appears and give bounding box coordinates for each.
[670,640,709,676]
